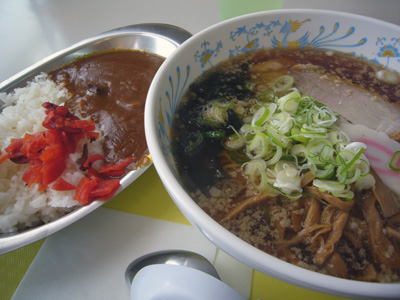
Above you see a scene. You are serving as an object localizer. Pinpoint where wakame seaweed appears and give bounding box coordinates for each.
[172,66,253,191]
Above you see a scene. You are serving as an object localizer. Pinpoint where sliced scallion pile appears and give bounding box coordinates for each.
[225,75,375,200]
[389,151,400,171]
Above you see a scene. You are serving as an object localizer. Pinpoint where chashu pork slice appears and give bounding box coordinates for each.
[289,64,400,141]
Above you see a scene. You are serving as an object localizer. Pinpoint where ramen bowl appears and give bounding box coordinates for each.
[145,10,400,299]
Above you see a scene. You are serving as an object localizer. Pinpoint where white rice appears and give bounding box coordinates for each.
[0,73,104,233]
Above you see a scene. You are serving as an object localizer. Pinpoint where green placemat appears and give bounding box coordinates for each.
[218,0,284,21]
[0,239,44,300]
[103,165,189,225]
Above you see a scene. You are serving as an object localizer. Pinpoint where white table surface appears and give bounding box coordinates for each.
[2,0,400,84]
[0,0,220,83]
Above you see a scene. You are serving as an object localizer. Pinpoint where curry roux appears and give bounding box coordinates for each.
[50,50,165,168]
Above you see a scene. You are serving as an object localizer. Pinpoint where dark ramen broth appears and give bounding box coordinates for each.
[51,50,165,168]
[172,48,400,282]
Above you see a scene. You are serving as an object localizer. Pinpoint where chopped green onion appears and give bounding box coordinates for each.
[301,124,328,138]
[318,144,336,164]
[240,124,262,137]
[306,139,332,165]
[332,190,354,200]
[336,150,354,163]
[211,99,233,109]
[328,130,340,145]
[277,90,300,114]
[257,90,276,104]
[246,132,269,159]
[355,173,376,192]
[272,75,294,92]
[251,106,273,126]
[310,163,335,179]
[298,95,314,109]
[290,144,306,157]
[313,179,346,193]
[269,112,294,134]
[290,126,309,143]
[245,81,257,91]
[242,160,278,195]
[313,179,354,200]
[283,99,299,114]
[311,107,337,127]
[185,131,203,152]
[335,163,348,184]
[224,134,245,150]
[389,151,400,171]
[265,145,283,165]
[344,168,362,184]
[358,159,370,176]
[339,148,365,176]
[267,125,290,148]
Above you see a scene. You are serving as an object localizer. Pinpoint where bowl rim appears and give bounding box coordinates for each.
[145,9,400,299]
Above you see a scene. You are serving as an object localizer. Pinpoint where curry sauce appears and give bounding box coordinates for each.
[50,50,165,168]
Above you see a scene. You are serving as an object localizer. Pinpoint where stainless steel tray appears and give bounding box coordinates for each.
[0,23,192,254]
